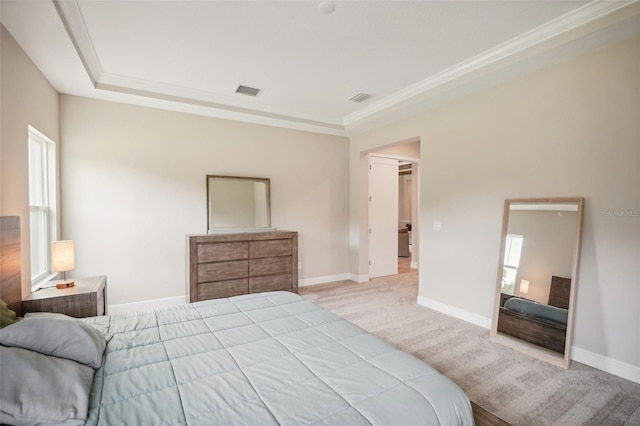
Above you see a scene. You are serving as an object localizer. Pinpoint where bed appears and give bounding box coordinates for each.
[0,216,474,425]
[497,276,571,354]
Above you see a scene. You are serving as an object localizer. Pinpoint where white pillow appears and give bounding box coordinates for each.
[0,312,106,368]
[0,346,94,425]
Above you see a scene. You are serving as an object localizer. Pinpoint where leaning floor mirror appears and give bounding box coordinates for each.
[490,198,584,368]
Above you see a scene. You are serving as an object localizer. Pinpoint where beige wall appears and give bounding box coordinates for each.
[59,96,350,305]
[350,36,640,367]
[0,25,59,298]
[373,140,420,158]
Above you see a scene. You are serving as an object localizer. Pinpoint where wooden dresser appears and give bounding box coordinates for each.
[189,231,298,302]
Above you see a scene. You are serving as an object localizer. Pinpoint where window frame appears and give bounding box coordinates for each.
[28,126,58,289]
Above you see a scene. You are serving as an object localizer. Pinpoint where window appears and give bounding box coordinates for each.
[28,126,57,287]
[502,234,523,293]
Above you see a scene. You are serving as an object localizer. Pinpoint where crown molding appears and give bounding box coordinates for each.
[96,72,345,132]
[52,0,101,85]
[53,0,638,136]
[343,0,638,128]
[52,0,345,134]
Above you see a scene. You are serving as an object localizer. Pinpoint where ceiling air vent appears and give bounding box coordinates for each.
[348,92,373,103]
[235,85,262,97]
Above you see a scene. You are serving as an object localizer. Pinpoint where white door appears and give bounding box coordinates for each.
[369,156,399,278]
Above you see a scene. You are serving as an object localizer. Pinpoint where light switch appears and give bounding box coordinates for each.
[433,221,442,231]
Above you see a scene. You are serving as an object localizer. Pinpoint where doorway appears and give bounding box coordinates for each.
[398,161,414,274]
[364,139,420,280]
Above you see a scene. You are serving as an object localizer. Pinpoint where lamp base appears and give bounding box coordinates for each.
[56,281,75,289]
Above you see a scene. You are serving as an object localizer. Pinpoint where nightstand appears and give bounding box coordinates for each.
[22,276,107,318]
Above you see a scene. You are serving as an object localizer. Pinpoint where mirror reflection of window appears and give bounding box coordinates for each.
[502,234,523,294]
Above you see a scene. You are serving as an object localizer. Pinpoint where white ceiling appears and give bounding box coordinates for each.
[1,0,638,136]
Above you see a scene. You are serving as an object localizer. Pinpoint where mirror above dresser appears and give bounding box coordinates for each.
[207,175,274,233]
[490,198,584,368]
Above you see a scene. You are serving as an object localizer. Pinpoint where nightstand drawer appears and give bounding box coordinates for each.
[23,276,107,318]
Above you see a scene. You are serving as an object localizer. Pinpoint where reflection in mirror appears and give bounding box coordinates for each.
[207,175,272,233]
[491,198,584,368]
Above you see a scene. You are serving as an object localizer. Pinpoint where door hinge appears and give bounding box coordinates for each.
[369,165,371,170]
[369,260,371,265]
[368,228,371,234]
[369,196,372,202]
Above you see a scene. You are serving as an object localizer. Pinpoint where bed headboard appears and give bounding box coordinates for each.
[0,216,22,316]
[548,275,571,310]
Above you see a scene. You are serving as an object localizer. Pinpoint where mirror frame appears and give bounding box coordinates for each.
[206,175,272,233]
[490,197,584,368]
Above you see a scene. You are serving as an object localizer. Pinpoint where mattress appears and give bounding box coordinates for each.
[83,291,473,425]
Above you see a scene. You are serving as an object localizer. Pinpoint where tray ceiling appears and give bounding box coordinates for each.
[1,0,638,136]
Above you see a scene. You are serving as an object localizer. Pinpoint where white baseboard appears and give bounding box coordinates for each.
[410,261,418,269]
[351,273,369,283]
[108,296,186,315]
[416,296,493,329]
[298,273,352,287]
[345,274,370,283]
[571,346,640,384]
[416,296,640,384]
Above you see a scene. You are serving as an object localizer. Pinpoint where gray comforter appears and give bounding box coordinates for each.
[84,291,474,425]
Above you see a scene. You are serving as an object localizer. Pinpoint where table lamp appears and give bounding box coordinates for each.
[52,240,75,289]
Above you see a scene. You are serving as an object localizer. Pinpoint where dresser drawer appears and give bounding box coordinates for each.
[249,274,293,293]
[249,256,291,277]
[249,239,292,259]
[198,242,248,262]
[198,260,248,283]
[198,279,248,299]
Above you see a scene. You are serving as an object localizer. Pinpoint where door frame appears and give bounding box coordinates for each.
[365,152,420,279]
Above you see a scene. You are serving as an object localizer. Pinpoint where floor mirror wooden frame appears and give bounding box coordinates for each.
[490,197,584,368]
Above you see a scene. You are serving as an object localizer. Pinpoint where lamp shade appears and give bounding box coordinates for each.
[52,240,75,272]
[520,279,530,294]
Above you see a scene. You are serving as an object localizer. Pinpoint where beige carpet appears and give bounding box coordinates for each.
[299,265,640,425]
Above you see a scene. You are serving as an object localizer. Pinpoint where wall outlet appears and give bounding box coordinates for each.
[433,221,442,231]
